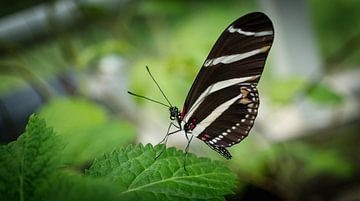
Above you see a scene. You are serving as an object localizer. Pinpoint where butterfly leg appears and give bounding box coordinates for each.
[157,122,180,145]
[183,133,194,171]
[155,122,181,159]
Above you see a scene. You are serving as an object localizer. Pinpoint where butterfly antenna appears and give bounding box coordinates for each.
[127,91,170,108]
[146,66,173,107]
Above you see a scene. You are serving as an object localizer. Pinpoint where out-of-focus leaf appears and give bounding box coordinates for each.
[282,143,353,178]
[0,115,62,201]
[226,137,277,182]
[0,75,26,96]
[38,98,136,165]
[86,144,237,201]
[311,0,360,65]
[266,77,307,105]
[77,39,132,69]
[139,1,186,16]
[307,83,343,105]
[226,138,352,191]
[74,121,135,164]
[33,173,121,201]
[39,98,107,134]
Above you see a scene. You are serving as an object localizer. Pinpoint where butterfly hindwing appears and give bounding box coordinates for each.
[196,84,259,148]
[204,141,232,159]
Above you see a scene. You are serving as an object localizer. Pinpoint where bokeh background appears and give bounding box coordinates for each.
[0,0,359,200]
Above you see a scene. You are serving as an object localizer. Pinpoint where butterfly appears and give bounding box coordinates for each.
[129,12,274,159]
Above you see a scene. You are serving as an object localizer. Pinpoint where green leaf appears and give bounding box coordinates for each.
[33,173,121,201]
[39,98,136,165]
[227,137,277,182]
[266,77,307,105]
[307,83,343,105]
[0,114,62,201]
[38,98,108,136]
[282,143,353,178]
[73,121,136,164]
[86,144,237,201]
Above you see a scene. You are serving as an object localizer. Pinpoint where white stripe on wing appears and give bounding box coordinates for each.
[204,46,270,67]
[227,25,273,37]
[184,76,258,122]
[191,94,242,137]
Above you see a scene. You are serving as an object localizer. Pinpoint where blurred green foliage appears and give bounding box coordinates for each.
[311,0,360,66]
[263,77,307,105]
[225,137,353,196]
[33,173,122,201]
[38,98,136,165]
[262,76,343,106]
[283,143,352,178]
[307,82,343,105]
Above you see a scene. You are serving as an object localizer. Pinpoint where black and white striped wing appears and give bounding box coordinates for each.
[180,12,274,159]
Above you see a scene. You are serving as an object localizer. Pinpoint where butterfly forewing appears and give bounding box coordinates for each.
[181,12,274,159]
[182,12,273,117]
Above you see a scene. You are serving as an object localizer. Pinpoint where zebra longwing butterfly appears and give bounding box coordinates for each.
[131,12,274,159]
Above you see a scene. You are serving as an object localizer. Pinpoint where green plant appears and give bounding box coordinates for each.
[0,114,63,201]
[39,98,136,165]
[0,115,237,201]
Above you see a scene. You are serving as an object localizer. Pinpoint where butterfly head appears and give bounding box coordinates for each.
[169,106,180,121]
